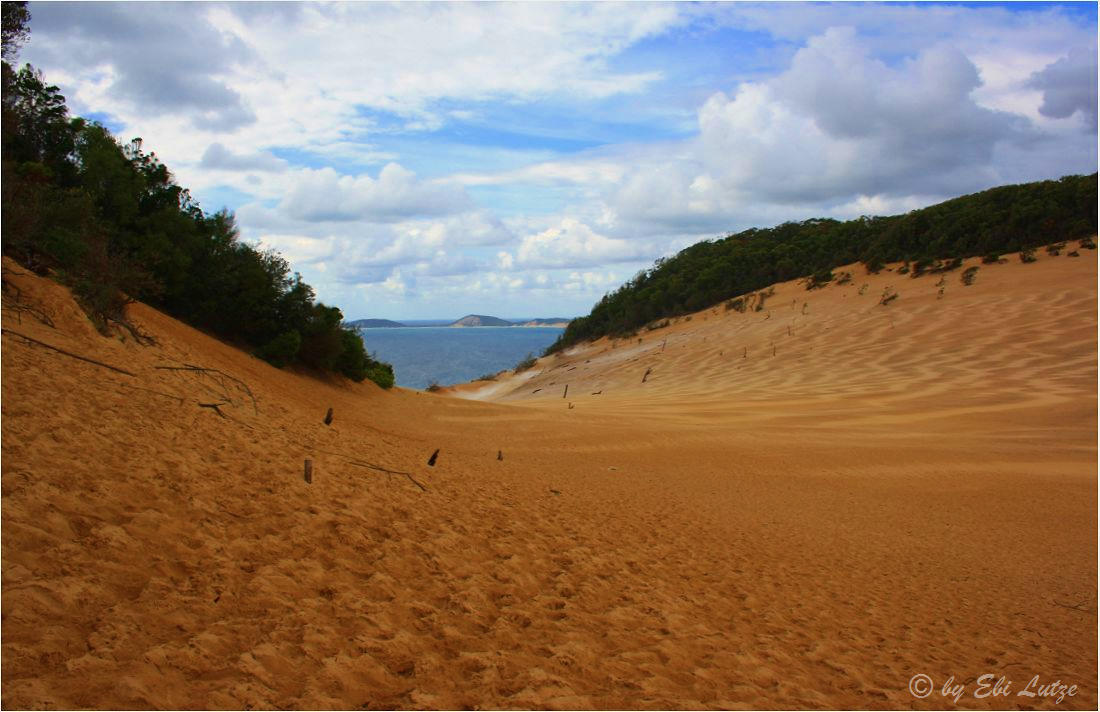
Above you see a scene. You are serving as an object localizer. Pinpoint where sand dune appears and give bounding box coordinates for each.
[3,248,1096,709]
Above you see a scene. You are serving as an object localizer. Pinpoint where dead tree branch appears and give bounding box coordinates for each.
[155,364,258,414]
[2,329,136,377]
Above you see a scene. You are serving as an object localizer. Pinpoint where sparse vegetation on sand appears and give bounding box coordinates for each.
[513,352,538,373]
[961,266,979,286]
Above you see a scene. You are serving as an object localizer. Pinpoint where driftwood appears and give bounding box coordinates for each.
[1052,598,1093,613]
[591,390,602,395]
[2,329,136,376]
[427,449,440,467]
[298,442,427,492]
[324,407,334,425]
[198,401,228,418]
[562,384,568,399]
[304,459,314,484]
[642,367,652,383]
[155,364,258,414]
[1,279,55,328]
[497,450,503,461]
[108,316,156,346]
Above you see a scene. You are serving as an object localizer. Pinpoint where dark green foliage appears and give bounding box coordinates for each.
[1020,248,1038,263]
[835,271,852,285]
[547,174,1097,353]
[981,253,1002,264]
[2,48,394,387]
[961,266,979,286]
[726,297,746,312]
[363,361,395,390]
[1046,242,1065,256]
[256,330,301,368]
[513,352,537,373]
[476,373,499,382]
[1080,238,1096,250]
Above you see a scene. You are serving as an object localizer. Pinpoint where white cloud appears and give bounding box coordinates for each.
[279,164,473,223]
[511,218,652,269]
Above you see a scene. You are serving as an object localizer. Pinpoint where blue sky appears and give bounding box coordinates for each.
[20,1,1098,320]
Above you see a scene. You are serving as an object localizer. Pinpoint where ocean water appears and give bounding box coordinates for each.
[356,327,564,390]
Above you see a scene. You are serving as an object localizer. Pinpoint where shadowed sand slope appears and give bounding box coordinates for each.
[3,249,1097,709]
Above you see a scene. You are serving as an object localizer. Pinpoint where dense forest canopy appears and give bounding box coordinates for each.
[548,173,1097,353]
[0,4,394,388]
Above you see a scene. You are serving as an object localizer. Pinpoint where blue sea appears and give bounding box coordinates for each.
[356,327,565,390]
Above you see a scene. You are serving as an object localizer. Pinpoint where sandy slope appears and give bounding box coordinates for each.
[2,247,1096,710]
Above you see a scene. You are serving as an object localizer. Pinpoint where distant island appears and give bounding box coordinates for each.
[345,318,407,329]
[348,314,572,329]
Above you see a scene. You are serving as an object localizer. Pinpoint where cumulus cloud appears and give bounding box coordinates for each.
[509,218,652,270]
[27,2,257,130]
[698,28,1026,202]
[279,164,473,223]
[1028,44,1098,129]
[200,143,287,173]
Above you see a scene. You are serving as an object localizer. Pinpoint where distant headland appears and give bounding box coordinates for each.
[346,315,572,329]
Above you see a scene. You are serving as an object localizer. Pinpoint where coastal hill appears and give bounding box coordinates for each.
[3,244,1096,709]
[449,314,570,328]
[346,318,406,329]
[450,314,518,327]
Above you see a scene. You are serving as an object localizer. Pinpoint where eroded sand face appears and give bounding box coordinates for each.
[3,250,1096,709]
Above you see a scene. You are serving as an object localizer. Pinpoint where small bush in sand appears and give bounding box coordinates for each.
[476,373,498,381]
[726,297,746,313]
[806,269,834,290]
[931,257,963,273]
[1020,248,1038,263]
[1046,242,1066,256]
[897,262,910,275]
[863,258,885,274]
[646,319,671,331]
[879,287,898,306]
[961,266,979,286]
[835,271,852,285]
[513,352,537,373]
[1067,250,1080,257]
[982,253,1003,264]
[1080,238,1096,250]
[426,381,442,392]
[911,257,935,277]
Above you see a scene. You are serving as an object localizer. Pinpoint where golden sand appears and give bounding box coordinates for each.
[2,249,1096,709]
